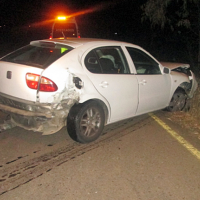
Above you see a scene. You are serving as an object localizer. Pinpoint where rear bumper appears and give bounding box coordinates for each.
[0,92,52,117]
[0,103,52,118]
[0,93,78,135]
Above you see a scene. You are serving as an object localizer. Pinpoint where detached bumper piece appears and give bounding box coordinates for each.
[0,119,16,133]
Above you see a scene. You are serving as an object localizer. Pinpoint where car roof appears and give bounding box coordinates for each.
[30,38,139,49]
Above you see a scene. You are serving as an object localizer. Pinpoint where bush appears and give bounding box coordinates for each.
[189,78,200,121]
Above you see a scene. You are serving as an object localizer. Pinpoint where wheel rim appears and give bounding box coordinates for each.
[169,92,186,111]
[80,107,101,137]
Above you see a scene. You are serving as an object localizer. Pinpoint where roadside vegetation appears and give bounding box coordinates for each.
[189,78,200,121]
[142,0,200,71]
[168,83,200,139]
[142,0,200,129]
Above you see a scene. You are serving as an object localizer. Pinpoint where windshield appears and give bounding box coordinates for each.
[53,22,77,38]
[1,42,73,69]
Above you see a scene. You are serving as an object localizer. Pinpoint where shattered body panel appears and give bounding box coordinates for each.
[0,80,79,135]
[161,62,198,98]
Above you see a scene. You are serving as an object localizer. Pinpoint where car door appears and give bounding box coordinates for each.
[125,47,171,115]
[83,46,139,123]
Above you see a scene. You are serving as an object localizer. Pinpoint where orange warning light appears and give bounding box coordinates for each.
[57,16,68,21]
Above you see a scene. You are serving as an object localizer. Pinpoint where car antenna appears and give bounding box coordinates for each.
[62,31,66,39]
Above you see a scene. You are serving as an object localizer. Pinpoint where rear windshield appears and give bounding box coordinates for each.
[53,22,77,38]
[1,42,73,69]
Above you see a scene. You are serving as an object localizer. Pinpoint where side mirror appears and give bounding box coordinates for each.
[163,67,170,74]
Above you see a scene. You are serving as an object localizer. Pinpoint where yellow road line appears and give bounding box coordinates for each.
[149,113,200,161]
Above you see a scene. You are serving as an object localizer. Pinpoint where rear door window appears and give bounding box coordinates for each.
[84,46,130,74]
[1,42,73,69]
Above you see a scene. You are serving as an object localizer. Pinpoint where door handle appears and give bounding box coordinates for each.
[99,81,109,88]
[139,80,147,85]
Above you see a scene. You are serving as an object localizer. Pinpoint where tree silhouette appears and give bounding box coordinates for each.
[142,0,200,70]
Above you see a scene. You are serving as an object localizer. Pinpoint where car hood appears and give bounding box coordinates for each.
[160,62,190,70]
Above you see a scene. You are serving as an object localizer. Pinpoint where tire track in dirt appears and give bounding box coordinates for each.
[0,115,153,195]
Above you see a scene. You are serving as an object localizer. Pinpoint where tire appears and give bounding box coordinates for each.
[167,90,187,112]
[67,102,105,143]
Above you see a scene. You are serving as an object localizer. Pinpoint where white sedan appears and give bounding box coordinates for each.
[0,38,197,143]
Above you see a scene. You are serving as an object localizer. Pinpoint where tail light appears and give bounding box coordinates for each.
[49,33,53,39]
[26,73,58,92]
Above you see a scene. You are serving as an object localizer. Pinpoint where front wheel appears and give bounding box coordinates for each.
[167,90,187,112]
[67,102,105,143]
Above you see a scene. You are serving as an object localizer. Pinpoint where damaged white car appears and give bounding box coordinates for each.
[0,38,198,143]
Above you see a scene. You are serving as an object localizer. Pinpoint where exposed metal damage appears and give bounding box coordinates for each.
[0,72,80,135]
[161,62,198,98]
[173,69,198,98]
[0,119,16,133]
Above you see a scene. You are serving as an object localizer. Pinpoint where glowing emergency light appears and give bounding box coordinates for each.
[57,16,68,21]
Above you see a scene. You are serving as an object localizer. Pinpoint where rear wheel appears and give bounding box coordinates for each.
[67,102,105,143]
[167,90,187,112]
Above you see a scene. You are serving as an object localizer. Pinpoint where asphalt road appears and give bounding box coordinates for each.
[0,110,200,200]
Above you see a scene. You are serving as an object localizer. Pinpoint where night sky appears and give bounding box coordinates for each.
[0,0,144,25]
[0,0,192,63]
[0,0,147,42]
